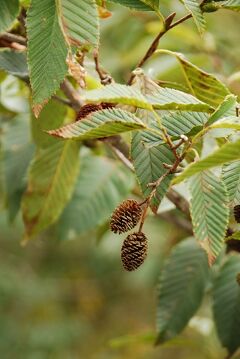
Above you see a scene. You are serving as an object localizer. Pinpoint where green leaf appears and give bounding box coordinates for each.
[180,0,206,34]
[213,255,240,356]
[27,0,68,113]
[206,95,237,126]
[190,171,229,263]
[48,108,146,140]
[148,86,212,112]
[21,141,80,239]
[173,138,240,184]
[0,50,28,79]
[58,154,134,238]
[156,50,231,108]
[85,83,152,109]
[140,0,161,12]
[131,132,175,213]
[222,161,240,206]
[58,0,99,47]
[106,0,152,11]
[0,0,19,33]
[31,99,67,148]
[156,238,209,344]
[219,0,240,11]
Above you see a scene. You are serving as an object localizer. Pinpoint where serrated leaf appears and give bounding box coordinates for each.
[131,132,175,213]
[85,83,152,109]
[106,0,152,10]
[190,171,229,263]
[173,138,240,184]
[156,238,209,344]
[58,0,99,47]
[147,86,212,112]
[213,255,240,355]
[220,0,240,11]
[140,0,161,12]
[222,161,240,206]
[58,154,134,239]
[0,0,19,33]
[48,108,146,140]
[21,141,80,239]
[0,50,28,79]
[157,50,230,108]
[206,95,237,126]
[180,0,206,34]
[27,0,68,110]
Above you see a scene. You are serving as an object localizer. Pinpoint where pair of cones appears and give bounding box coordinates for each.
[110,200,148,271]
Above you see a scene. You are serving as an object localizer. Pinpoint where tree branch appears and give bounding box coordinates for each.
[60,79,83,111]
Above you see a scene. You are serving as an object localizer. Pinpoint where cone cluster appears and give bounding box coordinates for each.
[234,205,240,223]
[121,232,148,271]
[110,199,148,271]
[110,199,142,234]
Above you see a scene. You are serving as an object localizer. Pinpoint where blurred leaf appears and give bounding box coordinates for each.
[157,50,231,108]
[213,255,240,356]
[219,0,240,11]
[58,155,134,238]
[106,0,152,11]
[190,171,229,263]
[173,138,240,184]
[27,0,68,112]
[156,238,209,344]
[0,50,28,79]
[222,160,240,206]
[0,0,19,33]
[131,131,175,213]
[48,108,147,140]
[59,0,99,47]
[85,83,152,109]
[22,141,80,239]
[31,99,67,148]
[179,0,206,34]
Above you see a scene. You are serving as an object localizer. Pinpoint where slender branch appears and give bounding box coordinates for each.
[52,95,72,107]
[93,49,113,85]
[158,212,192,234]
[127,12,192,85]
[107,142,134,171]
[0,32,27,46]
[60,79,83,111]
[166,189,190,218]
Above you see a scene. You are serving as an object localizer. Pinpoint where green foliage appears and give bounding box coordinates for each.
[1,0,240,356]
[156,238,209,343]
[189,171,229,263]
[0,0,19,33]
[213,255,240,355]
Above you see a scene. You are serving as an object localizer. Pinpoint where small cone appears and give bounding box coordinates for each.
[234,205,240,223]
[121,232,148,271]
[110,199,142,234]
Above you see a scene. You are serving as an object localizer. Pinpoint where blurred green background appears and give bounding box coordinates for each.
[0,1,240,358]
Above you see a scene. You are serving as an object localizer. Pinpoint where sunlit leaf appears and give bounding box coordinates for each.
[190,171,229,263]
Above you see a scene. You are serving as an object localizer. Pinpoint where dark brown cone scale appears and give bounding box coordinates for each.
[121,232,148,271]
[76,102,115,121]
[234,205,240,223]
[110,199,142,234]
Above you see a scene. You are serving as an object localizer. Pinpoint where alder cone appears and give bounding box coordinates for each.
[234,205,240,223]
[76,103,101,121]
[121,232,148,271]
[110,199,142,234]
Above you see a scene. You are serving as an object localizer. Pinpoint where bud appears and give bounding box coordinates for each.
[110,199,142,234]
[121,232,148,271]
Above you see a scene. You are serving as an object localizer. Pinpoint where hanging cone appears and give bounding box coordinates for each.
[110,199,142,234]
[121,232,148,271]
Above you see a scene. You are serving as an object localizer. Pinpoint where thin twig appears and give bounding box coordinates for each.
[0,32,27,46]
[52,95,72,107]
[158,212,192,234]
[93,49,112,85]
[107,143,134,171]
[127,12,192,85]
[60,79,83,111]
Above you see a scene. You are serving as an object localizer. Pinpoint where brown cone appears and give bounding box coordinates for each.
[110,199,142,234]
[121,232,148,271]
[234,205,240,223]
